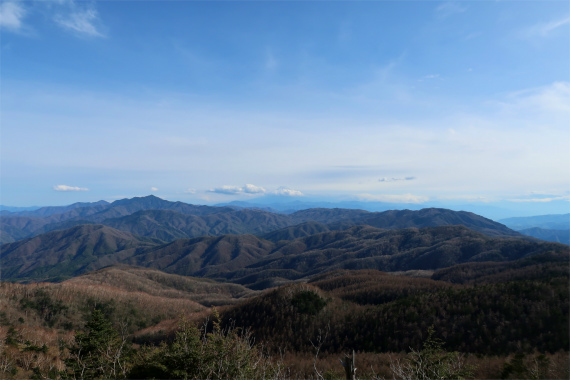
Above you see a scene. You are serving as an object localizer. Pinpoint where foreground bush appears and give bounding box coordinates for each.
[385,326,475,380]
[128,309,282,380]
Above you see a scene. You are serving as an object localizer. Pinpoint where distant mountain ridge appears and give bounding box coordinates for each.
[499,214,570,231]
[1,195,522,244]
[0,195,233,244]
[498,214,570,245]
[518,227,570,246]
[1,200,111,218]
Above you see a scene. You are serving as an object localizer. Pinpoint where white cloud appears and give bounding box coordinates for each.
[150,187,158,192]
[243,184,266,194]
[379,176,416,182]
[208,185,243,195]
[522,16,570,38]
[185,188,197,194]
[53,185,89,192]
[208,184,266,195]
[55,8,104,37]
[0,1,25,31]
[356,193,429,204]
[208,184,301,196]
[273,187,303,197]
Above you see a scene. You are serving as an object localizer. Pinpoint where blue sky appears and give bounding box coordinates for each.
[1,0,569,215]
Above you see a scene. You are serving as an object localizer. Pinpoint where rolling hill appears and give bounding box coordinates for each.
[211,225,566,287]
[0,224,156,281]
[66,265,257,306]
[4,220,566,287]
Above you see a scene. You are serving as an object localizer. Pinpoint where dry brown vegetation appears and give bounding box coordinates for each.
[0,252,568,379]
[67,266,257,306]
[276,351,569,380]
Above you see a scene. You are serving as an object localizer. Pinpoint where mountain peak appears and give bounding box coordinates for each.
[112,194,164,203]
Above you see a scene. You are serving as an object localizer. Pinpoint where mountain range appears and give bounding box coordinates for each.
[1,195,568,287]
[1,195,522,245]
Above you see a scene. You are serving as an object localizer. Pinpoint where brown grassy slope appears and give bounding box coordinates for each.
[0,280,204,332]
[0,275,208,379]
[67,265,257,306]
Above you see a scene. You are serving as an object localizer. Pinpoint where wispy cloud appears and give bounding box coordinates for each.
[379,176,416,183]
[209,185,243,195]
[273,187,303,197]
[208,184,266,195]
[184,188,196,194]
[437,194,492,203]
[209,185,302,196]
[435,2,467,19]
[521,16,570,38]
[150,187,158,192]
[55,7,104,37]
[0,1,25,31]
[1,1,105,37]
[356,193,429,204]
[53,185,89,192]
[265,48,278,71]
[417,74,442,83]
[500,81,570,114]
[508,195,570,203]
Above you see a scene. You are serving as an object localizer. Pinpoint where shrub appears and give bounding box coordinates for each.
[291,290,328,315]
